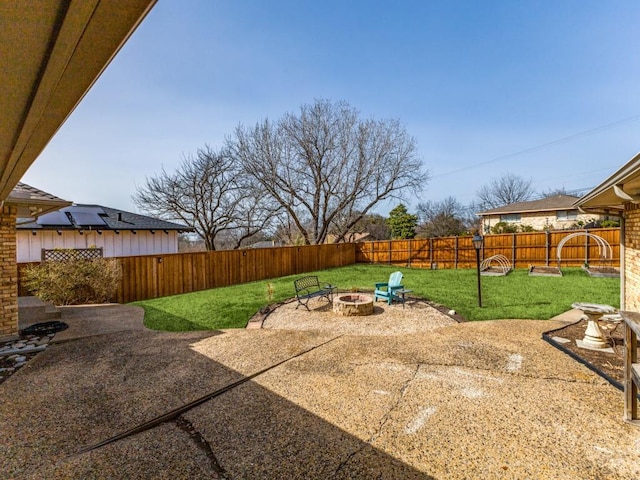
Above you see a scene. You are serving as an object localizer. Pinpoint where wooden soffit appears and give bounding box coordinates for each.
[0,0,157,202]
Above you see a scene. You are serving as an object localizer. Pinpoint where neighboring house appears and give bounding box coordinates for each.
[17,203,191,263]
[576,151,640,311]
[477,194,619,232]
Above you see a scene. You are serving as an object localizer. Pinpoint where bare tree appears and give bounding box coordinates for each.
[463,200,483,233]
[227,99,427,244]
[476,172,534,209]
[348,212,390,240]
[272,213,306,246]
[322,210,391,242]
[416,197,468,237]
[223,176,281,249]
[539,186,571,198]
[133,145,278,250]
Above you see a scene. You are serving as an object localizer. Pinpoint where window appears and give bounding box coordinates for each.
[556,210,578,222]
[500,214,521,223]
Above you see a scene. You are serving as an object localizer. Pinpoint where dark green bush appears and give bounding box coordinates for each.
[491,221,519,234]
[23,258,122,305]
[600,219,620,228]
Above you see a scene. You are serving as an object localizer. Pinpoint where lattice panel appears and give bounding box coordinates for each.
[42,248,104,262]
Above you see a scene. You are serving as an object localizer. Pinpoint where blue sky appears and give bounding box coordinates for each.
[23,1,640,215]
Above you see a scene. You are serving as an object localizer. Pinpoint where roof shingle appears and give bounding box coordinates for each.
[17,204,192,231]
[477,195,581,216]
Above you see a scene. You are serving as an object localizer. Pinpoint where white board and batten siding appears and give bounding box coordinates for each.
[17,230,179,263]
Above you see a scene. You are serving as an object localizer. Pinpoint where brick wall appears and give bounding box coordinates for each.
[0,205,18,339]
[624,203,640,311]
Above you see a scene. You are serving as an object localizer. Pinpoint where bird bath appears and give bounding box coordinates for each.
[571,302,617,349]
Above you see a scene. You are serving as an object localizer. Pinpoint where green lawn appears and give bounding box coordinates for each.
[133,264,620,331]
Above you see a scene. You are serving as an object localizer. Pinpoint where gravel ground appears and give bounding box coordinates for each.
[261,295,457,335]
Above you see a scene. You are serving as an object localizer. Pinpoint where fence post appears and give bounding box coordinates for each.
[545,230,550,266]
[512,233,516,269]
[389,240,392,265]
[408,239,412,268]
[429,238,433,267]
[585,229,589,266]
[155,255,161,299]
[454,236,458,269]
[371,241,374,264]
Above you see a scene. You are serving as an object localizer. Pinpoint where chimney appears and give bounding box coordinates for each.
[117,212,123,222]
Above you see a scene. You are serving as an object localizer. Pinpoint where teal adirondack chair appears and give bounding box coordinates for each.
[374,271,404,305]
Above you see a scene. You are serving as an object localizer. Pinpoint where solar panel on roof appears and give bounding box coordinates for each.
[69,212,107,227]
[37,211,72,226]
[64,206,104,214]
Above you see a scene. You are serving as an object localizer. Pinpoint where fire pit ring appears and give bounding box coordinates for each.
[333,294,374,316]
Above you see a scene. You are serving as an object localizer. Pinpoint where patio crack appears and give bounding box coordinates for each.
[370,363,421,443]
[333,363,420,477]
[70,335,344,457]
[174,415,229,479]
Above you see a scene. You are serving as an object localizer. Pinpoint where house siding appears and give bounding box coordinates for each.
[16,230,179,262]
[624,203,640,311]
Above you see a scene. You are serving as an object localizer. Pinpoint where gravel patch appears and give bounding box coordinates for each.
[262,296,457,335]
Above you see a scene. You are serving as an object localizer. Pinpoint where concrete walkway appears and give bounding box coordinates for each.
[0,302,638,479]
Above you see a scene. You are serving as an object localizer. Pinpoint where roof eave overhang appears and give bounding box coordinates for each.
[17,226,194,232]
[575,151,640,212]
[4,182,72,220]
[478,205,581,216]
[0,0,157,202]
[7,196,72,220]
[5,183,72,219]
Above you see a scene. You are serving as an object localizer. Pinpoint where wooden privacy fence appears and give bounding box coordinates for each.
[17,228,620,304]
[355,228,620,269]
[115,243,355,303]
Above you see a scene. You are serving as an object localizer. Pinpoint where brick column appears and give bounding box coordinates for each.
[0,205,18,340]
[624,203,640,312]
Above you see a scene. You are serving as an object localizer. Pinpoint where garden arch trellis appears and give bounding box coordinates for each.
[555,231,613,268]
[480,254,512,276]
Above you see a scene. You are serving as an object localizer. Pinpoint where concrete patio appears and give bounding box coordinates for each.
[0,300,638,479]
